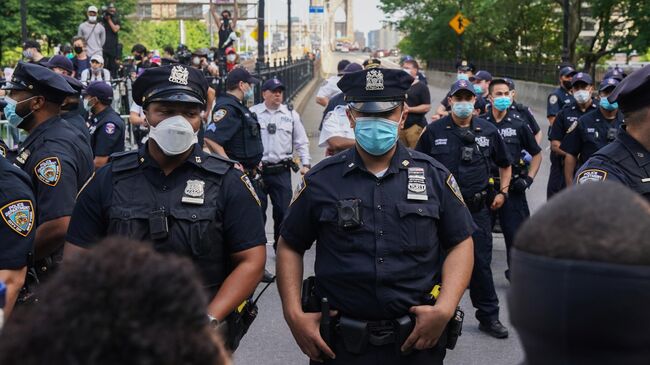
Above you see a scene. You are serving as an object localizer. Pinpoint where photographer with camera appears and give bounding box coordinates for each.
[101,3,121,77]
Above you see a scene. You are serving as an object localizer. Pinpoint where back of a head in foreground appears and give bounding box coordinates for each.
[510,182,650,365]
[0,237,230,365]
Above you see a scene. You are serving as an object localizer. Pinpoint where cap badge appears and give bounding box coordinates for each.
[608,79,615,84]
[459,80,467,87]
[461,61,467,66]
[169,65,189,85]
[366,69,384,91]
[577,72,583,78]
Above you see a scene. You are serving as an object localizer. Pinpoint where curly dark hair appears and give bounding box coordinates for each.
[0,237,229,365]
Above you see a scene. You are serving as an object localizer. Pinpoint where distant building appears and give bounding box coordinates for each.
[354,31,366,48]
[368,25,400,50]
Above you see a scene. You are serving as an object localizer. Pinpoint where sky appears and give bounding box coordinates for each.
[264,0,386,34]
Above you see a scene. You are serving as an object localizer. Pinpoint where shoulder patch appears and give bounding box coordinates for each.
[213,108,228,123]
[446,174,465,204]
[34,157,61,187]
[0,145,5,158]
[240,174,261,206]
[1,199,35,237]
[291,176,307,205]
[576,169,608,184]
[566,120,578,134]
[104,122,116,135]
[76,171,96,199]
[549,95,558,104]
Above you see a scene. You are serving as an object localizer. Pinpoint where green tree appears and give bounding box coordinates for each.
[120,20,210,53]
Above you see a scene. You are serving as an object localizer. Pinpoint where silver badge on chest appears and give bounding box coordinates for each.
[182,179,205,205]
[407,167,428,201]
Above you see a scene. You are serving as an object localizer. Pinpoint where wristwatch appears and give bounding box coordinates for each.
[207,314,220,328]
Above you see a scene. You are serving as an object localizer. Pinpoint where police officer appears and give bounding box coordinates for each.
[60,75,91,142]
[83,81,125,169]
[277,68,476,364]
[315,59,349,107]
[481,78,542,280]
[503,77,542,144]
[1,62,93,281]
[546,66,576,126]
[562,78,623,186]
[64,65,267,343]
[250,78,311,251]
[575,66,650,201]
[0,155,35,318]
[469,70,491,114]
[0,136,10,159]
[432,61,485,121]
[415,79,512,339]
[547,72,597,198]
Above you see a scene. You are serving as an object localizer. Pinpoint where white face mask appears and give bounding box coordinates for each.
[574,90,591,104]
[147,115,198,156]
[88,15,97,22]
[227,54,237,62]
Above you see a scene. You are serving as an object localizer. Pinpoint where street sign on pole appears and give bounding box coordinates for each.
[449,12,471,35]
[309,6,324,13]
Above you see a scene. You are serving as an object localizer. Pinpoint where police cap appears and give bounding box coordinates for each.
[225,67,259,89]
[84,81,114,103]
[603,68,625,81]
[61,74,85,94]
[559,66,577,77]
[338,67,413,113]
[262,78,285,91]
[1,62,76,104]
[470,70,492,82]
[607,65,650,113]
[363,58,381,69]
[44,55,74,74]
[571,72,592,87]
[449,79,476,97]
[132,64,208,107]
[598,78,619,92]
[342,63,362,74]
[456,60,475,72]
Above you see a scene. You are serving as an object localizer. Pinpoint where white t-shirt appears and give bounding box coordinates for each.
[318,105,355,148]
[316,75,342,99]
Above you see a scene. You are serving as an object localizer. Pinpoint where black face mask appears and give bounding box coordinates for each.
[562,80,572,90]
[74,46,83,54]
[223,17,230,26]
[134,54,143,61]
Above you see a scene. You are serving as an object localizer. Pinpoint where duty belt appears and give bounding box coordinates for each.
[462,190,488,213]
[262,159,292,175]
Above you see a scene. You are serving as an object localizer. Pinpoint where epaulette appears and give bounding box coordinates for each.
[111,150,140,173]
[201,153,234,175]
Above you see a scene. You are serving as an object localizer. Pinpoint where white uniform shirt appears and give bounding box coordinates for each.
[250,102,311,166]
[316,75,342,100]
[318,105,355,148]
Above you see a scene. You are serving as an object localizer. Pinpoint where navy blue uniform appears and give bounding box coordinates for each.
[512,102,540,136]
[61,110,91,142]
[88,106,125,157]
[576,128,650,201]
[0,156,35,270]
[547,101,597,198]
[66,143,267,295]
[481,109,541,275]
[546,86,574,119]
[0,138,9,158]
[281,144,475,363]
[415,115,510,323]
[561,108,624,165]
[205,93,263,169]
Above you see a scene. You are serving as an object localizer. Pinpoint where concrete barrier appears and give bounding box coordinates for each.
[424,69,556,117]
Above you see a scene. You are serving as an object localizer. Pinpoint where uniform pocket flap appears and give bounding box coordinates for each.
[396,203,440,219]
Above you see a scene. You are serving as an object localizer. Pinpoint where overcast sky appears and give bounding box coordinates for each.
[264,0,386,33]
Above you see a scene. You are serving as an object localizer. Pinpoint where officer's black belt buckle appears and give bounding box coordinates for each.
[337,314,414,355]
[463,190,488,213]
[262,160,291,175]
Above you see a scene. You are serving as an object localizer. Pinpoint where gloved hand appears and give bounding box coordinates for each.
[511,176,533,193]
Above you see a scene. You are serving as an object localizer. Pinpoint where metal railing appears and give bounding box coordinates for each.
[427,59,559,85]
[253,57,314,105]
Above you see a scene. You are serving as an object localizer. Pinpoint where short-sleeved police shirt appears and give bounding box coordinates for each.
[512,102,541,136]
[547,87,574,117]
[561,108,624,165]
[66,143,266,253]
[0,156,35,269]
[481,108,541,171]
[549,101,597,144]
[280,143,476,319]
[14,116,94,223]
[89,106,125,156]
[61,110,91,142]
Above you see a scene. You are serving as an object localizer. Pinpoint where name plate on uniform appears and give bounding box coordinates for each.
[407,167,428,201]
[182,180,205,205]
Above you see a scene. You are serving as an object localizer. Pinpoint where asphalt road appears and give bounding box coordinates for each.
[235,52,552,364]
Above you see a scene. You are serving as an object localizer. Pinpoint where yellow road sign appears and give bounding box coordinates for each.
[449,12,471,35]
[250,28,268,40]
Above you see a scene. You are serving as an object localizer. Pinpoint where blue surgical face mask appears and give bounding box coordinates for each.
[457,73,469,81]
[451,101,474,119]
[353,116,400,156]
[493,96,512,111]
[473,84,483,94]
[599,97,618,111]
[244,84,254,100]
[3,96,36,128]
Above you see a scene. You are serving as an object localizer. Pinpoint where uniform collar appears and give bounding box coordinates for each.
[485,106,515,124]
[20,115,61,150]
[224,92,243,105]
[92,106,115,124]
[342,142,413,177]
[140,142,206,170]
[260,103,289,115]
[617,127,650,167]
[443,115,482,132]
[594,107,623,124]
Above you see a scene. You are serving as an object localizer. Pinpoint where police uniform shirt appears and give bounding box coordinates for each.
[512,102,541,136]
[575,128,650,201]
[318,105,355,148]
[0,138,9,158]
[320,92,346,130]
[316,75,342,100]
[14,116,94,225]
[415,115,512,196]
[61,110,91,142]
[561,108,624,165]
[547,87,575,117]
[66,144,267,288]
[206,93,263,168]
[280,143,476,319]
[89,106,126,156]
[481,108,542,169]
[0,156,35,269]
[549,101,597,144]
[250,102,311,166]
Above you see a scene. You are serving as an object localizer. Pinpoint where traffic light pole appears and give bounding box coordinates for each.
[287,0,292,61]
[257,0,265,68]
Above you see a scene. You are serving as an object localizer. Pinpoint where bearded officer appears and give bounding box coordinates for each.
[64,65,267,348]
[575,66,650,201]
[277,68,475,364]
[2,62,93,284]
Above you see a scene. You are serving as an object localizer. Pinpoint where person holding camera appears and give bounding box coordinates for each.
[77,6,105,58]
[415,79,513,339]
[101,3,121,77]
